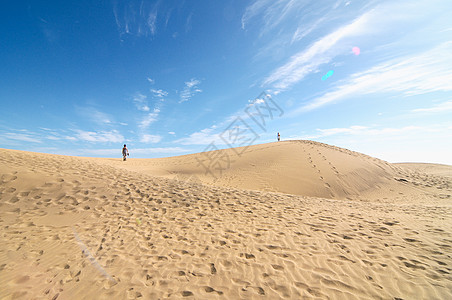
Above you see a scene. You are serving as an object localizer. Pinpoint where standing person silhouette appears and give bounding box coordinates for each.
[122,144,129,161]
[277,132,280,142]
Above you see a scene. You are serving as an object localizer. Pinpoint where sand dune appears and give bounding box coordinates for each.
[1,142,452,299]
[92,140,427,200]
[395,163,452,178]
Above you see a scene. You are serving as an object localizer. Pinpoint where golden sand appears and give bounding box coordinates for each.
[1,141,451,299]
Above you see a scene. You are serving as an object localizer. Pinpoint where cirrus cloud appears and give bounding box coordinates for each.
[296,42,452,112]
[139,108,160,129]
[140,134,162,143]
[133,92,150,112]
[179,78,202,103]
[411,100,452,113]
[74,129,124,143]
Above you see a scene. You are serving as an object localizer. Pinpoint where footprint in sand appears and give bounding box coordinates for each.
[1,174,17,183]
[181,291,193,297]
[9,196,20,203]
[271,264,284,271]
[204,286,224,295]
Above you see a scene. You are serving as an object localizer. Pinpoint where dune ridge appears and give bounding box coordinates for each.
[1,142,452,299]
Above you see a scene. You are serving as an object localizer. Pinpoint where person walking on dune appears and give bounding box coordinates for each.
[122,144,129,161]
[277,132,280,142]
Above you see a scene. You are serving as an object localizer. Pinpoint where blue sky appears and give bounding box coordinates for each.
[1,0,451,164]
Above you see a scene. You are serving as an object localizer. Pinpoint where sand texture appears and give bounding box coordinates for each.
[1,140,452,299]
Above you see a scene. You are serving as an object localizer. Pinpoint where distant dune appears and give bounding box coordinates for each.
[1,142,451,299]
[395,162,452,178]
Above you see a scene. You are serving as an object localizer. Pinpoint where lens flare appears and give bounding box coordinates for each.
[352,46,360,55]
[321,70,334,81]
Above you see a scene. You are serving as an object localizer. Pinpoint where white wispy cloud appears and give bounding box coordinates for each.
[175,126,221,145]
[140,134,161,143]
[185,12,193,33]
[147,77,155,84]
[139,108,160,129]
[175,111,254,146]
[46,135,60,141]
[241,0,270,30]
[38,127,62,140]
[75,106,113,125]
[291,16,327,44]
[38,16,59,43]
[74,129,124,143]
[244,0,357,63]
[168,131,175,135]
[147,12,157,36]
[241,0,370,41]
[411,100,452,113]
[242,0,311,33]
[1,132,43,143]
[176,91,282,146]
[113,0,159,37]
[1,128,80,145]
[133,92,150,111]
[261,0,444,92]
[39,128,79,142]
[179,78,202,103]
[133,87,166,129]
[150,89,168,99]
[263,10,373,90]
[297,41,452,112]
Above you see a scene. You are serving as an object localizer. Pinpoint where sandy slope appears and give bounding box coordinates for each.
[1,142,452,299]
[90,141,406,200]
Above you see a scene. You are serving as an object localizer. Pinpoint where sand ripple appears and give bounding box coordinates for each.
[1,146,451,299]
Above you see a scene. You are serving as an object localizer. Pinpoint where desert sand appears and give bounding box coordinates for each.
[1,140,451,299]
